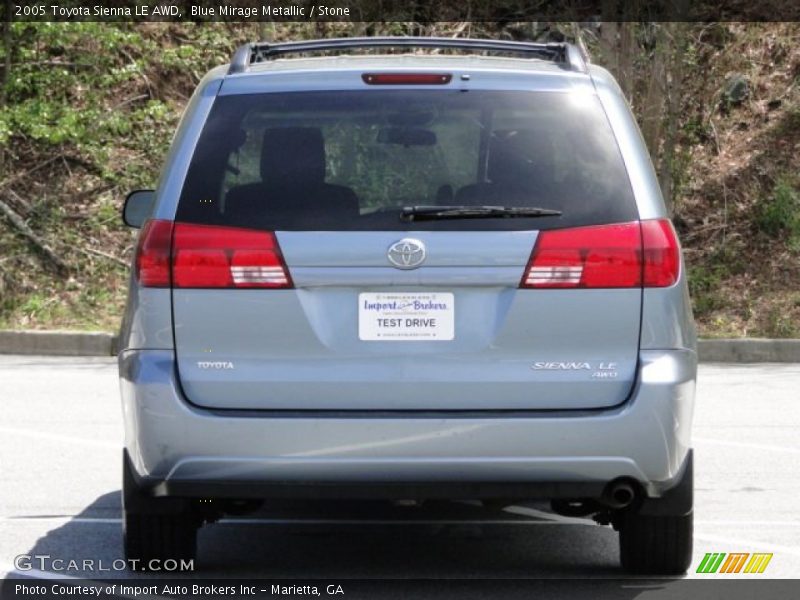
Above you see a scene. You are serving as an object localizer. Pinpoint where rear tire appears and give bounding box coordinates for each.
[124,512,198,568]
[122,452,198,569]
[619,511,693,574]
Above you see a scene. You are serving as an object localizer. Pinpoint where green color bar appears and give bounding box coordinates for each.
[696,553,715,573]
[710,553,726,573]
[697,553,726,573]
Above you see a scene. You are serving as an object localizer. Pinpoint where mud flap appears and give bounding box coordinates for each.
[637,450,693,516]
[123,449,190,515]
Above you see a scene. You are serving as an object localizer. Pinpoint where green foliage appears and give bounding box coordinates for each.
[15,292,67,325]
[0,21,798,338]
[756,178,800,249]
[0,22,249,330]
[0,22,237,189]
[688,262,729,316]
[681,116,710,145]
[765,305,800,338]
[3,24,130,146]
[687,237,753,318]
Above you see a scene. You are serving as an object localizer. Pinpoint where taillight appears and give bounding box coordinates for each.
[641,219,680,287]
[135,219,173,287]
[520,219,679,289]
[172,223,292,289]
[362,73,452,85]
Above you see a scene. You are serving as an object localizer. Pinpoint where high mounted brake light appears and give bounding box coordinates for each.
[520,219,680,289]
[362,73,452,85]
[134,221,292,289]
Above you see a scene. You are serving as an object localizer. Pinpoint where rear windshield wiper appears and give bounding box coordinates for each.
[400,205,562,222]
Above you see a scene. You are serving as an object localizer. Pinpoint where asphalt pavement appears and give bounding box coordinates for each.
[0,356,798,587]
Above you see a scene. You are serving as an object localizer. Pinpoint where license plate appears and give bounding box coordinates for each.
[359,293,454,341]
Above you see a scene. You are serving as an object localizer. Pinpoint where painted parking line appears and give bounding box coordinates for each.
[694,520,800,527]
[694,533,800,557]
[694,437,800,455]
[0,426,119,449]
[0,516,121,524]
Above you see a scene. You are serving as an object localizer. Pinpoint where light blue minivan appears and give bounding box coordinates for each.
[119,37,696,574]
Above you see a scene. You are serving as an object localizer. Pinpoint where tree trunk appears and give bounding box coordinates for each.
[1,0,11,173]
[639,25,667,161]
[656,22,687,215]
[1,0,10,107]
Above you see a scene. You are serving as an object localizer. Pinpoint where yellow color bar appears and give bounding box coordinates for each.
[756,553,773,573]
[744,553,773,574]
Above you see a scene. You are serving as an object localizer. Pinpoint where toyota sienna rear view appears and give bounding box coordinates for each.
[118,37,696,574]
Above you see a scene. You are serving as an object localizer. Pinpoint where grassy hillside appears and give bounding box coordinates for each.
[676,23,800,337]
[0,22,255,330]
[0,22,798,336]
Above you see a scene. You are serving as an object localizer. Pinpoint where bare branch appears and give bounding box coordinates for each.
[0,197,70,272]
[3,187,33,215]
[0,156,61,193]
[76,246,128,268]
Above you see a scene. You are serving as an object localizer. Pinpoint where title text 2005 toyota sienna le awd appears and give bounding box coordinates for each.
[118,37,696,574]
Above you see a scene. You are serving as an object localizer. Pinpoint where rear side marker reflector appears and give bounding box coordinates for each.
[362,73,452,85]
[134,221,292,289]
[520,219,680,289]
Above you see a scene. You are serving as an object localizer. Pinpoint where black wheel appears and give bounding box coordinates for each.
[619,511,693,574]
[122,451,198,569]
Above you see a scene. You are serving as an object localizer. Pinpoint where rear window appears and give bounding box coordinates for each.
[176,90,637,231]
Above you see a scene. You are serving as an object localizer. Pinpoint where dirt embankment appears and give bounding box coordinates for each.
[0,22,798,336]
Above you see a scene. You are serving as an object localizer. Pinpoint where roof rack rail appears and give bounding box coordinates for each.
[228,37,588,76]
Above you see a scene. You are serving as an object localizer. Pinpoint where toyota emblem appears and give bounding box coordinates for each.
[387,238,426,269]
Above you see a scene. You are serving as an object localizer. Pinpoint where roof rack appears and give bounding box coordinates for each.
[227,37,588,76]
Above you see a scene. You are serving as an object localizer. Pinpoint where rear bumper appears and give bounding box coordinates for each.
[142,470,609,501]
[119,348,695,499]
